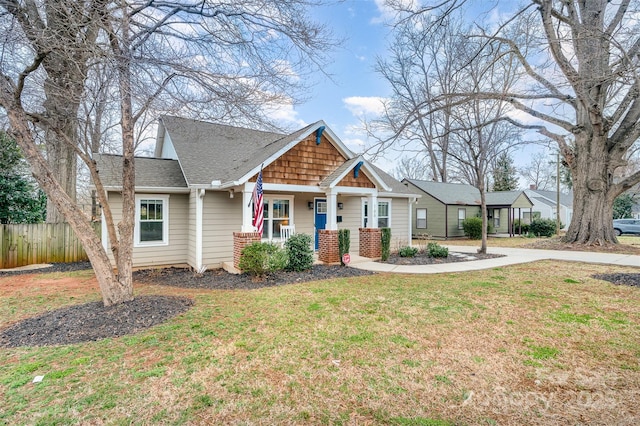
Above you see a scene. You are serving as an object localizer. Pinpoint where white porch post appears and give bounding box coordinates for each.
[241,183,255,232]
[326,189,338,230]
[195,189,205,270]
[367,193,378,228]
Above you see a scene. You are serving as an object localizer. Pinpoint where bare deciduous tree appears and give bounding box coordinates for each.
[385,0,640,245]
[393,156,432,181]
[367,13,472,182]
[0,0,335,306]
[520,151,555,191]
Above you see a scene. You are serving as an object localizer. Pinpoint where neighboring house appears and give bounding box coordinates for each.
[403,179,533,239]
[523,188,573,229]
[97,116,418,271]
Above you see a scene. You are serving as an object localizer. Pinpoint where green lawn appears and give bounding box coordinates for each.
[1,261,639,425]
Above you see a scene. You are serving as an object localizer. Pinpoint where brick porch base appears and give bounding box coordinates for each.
[359,228,382,258]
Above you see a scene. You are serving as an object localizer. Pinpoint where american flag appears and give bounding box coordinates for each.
[252,169,264,235]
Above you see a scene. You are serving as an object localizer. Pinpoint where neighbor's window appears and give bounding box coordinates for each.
[416,208,427,229]
[493,209,500,228]
[458,208,466,230]
[135,195,169,246]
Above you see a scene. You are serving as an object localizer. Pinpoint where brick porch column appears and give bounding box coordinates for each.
[318,229,340,264]
[233,232,262,270]
[359,228,382,259]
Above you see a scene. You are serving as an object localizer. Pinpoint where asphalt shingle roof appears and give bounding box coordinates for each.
[404,179,481,205]
[405,179,532,206]
[158,115,318,185]
[527,189,573,207]
[96,154,187,188]
[485,190,524,206]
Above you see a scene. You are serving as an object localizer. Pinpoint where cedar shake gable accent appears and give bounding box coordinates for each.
[251,132,352,186]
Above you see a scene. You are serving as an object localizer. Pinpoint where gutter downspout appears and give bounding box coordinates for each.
[195,188,205,272]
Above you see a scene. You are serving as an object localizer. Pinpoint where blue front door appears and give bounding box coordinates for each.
[314,199,327,250]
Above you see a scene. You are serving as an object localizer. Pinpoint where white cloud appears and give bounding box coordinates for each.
[371,0,421,24]
[262,100,307,128]
[343,137,366,153]
[343,96,386,118]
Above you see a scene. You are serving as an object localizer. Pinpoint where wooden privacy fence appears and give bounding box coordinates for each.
[0,222,101,269]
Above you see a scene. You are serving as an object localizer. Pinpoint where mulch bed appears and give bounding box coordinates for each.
[382,251,504,265]
[133,265,374,290]
[592,273,640,287]
[0,295,194,348]
[0,261,93,277]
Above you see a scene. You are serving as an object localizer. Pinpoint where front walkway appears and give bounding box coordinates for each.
[348,246,640,274]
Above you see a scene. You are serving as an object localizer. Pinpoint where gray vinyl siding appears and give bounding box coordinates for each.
[105,192,189,267]
[294,196,315,240]
[201,191,242,268]
[337,196,361,252]
[390,198,410,248]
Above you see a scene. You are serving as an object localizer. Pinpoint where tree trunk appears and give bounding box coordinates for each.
[42,71,81,223]
[562,135,618,245]
[5,107,132,306]
[42,124,78,223]
[478,182,488,254]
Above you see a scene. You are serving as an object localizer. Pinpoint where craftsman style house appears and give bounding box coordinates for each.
[98,116,418,270]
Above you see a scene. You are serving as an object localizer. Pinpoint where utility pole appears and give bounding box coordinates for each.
[556,151,560,236]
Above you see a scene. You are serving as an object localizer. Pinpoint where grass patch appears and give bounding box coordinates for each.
[1,260,639,424]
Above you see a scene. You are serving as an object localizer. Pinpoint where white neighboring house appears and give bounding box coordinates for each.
[523,188,574,230]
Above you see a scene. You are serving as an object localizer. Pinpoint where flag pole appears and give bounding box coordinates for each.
[248,163,264,207]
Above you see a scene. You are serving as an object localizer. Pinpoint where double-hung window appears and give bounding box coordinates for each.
[363,199,391,228]
[458,208,466,230]
[135,195,169,246]
[416,208,427,229]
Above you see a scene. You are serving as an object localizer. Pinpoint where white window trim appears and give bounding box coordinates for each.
[135,194,170,247]
[458,208,466,230]
[362,198,392,228]
[416,208,427,229]
[258,195,295,241]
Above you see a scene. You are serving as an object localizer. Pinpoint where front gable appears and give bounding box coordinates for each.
[250,132,376,189]
[255,133,348,185]
[511,192,534,209]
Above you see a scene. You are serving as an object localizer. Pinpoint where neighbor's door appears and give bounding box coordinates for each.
[314,199,327,250]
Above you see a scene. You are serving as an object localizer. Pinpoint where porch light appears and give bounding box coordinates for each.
[229,188,234,198]
[308,201,314,210]
[337,202,343,210]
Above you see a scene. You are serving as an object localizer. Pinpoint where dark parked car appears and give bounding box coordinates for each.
[613,219,640,236]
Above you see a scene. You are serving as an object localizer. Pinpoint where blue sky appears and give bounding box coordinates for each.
[285,1,396,164]
[270,0,552,179]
